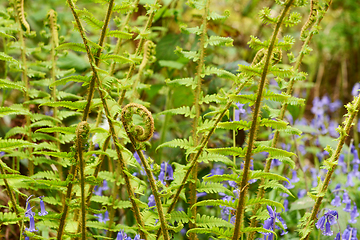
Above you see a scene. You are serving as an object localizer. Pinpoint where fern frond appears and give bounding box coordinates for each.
[40,101,86,111]
[246,198,284,211]
[0,212,22,225]
[269,66,294,78]
[5,126,28,138]
[0,139,34,151]
[196,214,234,228]
[33,151,74,159]
[58,110,82,120]
[32,171,59,180]
[203,173,241,184]
[254,145,295,158]
[0,106,30,117]
[56,42,86,52]
[197,152,235,167]
[30,113,61,124]
[217,120,252,131]
[100,54,134,64]
[91,195,132,209]
[35,126,76,135]
[197,181,234,196]
[165,77,196,90]
[107,30,133,39]
[186,227,233,239]
[207,10,230,21]
[169,211,190,225]
[197,119,217,133]
[177,49,199,61]
[50,75,91,88]
[0,79,25,91]
[259,118,288,130]
[250,170,289,182]
[278,125,302,135]
[193,199,237,210]
[159,106,196,118]
[205,36,233,47]
[30,120,56,129]
[259,7,278,25]
[57,91,82,100]
[0,52,19,65]
[202,66,237,81]
[156,137,193,151]
[33,142,60,152]
[263,90,305,105]
[207,147,246,157]
[200,94,224,104]
[32,133,59,142]
[260,180,294,197]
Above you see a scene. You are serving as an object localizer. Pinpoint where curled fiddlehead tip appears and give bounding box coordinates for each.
[76,121,90,148]
[121,103,154,142]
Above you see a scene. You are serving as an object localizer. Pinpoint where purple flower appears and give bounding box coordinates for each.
[349,204,359,224]
[158,162,174,185]
[94,186,103,196]
[148,194,155,208]
[315,210,338,236]
[38,196,48,216]
[117,230,131,240]
[25,196,35,218]
[352,83,360,96]
[297,189,307,199]
[261,206,288,239]
[234,103,246,121]
[134,234,143,240]
[331,195,342,207]
[334,232,340,240]
[25,214,38,233]
[290,170,300,183]
[283,199,289,212]
[343,226,358,240]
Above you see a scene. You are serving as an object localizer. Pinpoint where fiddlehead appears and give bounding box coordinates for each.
[15,0,30,33]
[121,103,154,143]
[300,0,319,40]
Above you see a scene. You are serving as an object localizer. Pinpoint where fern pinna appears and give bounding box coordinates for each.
[1,0,354,239]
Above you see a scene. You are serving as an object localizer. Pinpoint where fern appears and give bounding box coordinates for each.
[196,214,234,228]
[196,181,234,197]
[0,212,22,225]
[0,139,34,151]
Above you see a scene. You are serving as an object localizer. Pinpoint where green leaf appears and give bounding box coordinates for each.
[0,52,19,65]
[107,30,133,39]
[0,106,30,117]
[0,79,25,91]
[56,43,86,52]
[165,77,196,89]
[50,75,91,88]
[0,139,34,151]
[217,120,251,131]
[254,146,295,158]
[197,152,236,167]
[246,198,284,211]
[207,147,246,157]
[33,151,74,159]
[169,211,190,225]
[186,227,233,239]
[193,199,237,210]
[203,66,237,81]
[196,214,234,228]
[100,54,134,64]
[156,137,193,151]
[197,181,234,197]
[159,106,196,118]
[40,101,86,111]
[35,126,76,135]
[205,36,233,47]
[0,212,22,225]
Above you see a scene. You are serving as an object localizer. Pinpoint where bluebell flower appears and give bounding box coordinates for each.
[158,162,174,185]
[297,189,306,199]
[331,195,342,207]
[25,213,38,233]
[148,194,155,208]
[334,232,341,240]
[234,103,246,122]
[117,230,132,240]
[25,196,35,218]
[290,170,300,183]
[134,234,143,240]
[329,100,342,112]
[38,196,48,216]
[352,83,360,96]
[102,180,109,191]
[343,226,358,240]
[315,210,338,236]
[196,192,207,198]
[261,206,288,239]
[349,204,359,224]
[209,164,225,177]
[283,199,289,212]
[94,185,103,196]
[338,154,347,173]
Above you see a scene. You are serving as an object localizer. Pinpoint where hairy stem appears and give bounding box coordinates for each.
[231,1,295,239]
[248,1,333,238]
[302,95,360,239]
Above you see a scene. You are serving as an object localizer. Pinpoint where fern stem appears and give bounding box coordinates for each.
[66,0,115,122]
[118,0,160,106]
[121,103,170,240]
[301,95,360,239]
[0,160,20,216]
[15,3,33,177]
[155,82,249,240]
[85,135,111,206]
[188,1,210,238]
[75,122,90,240]
[248,2,333,238]
[57,165,77,240]
[231,1,295,239]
